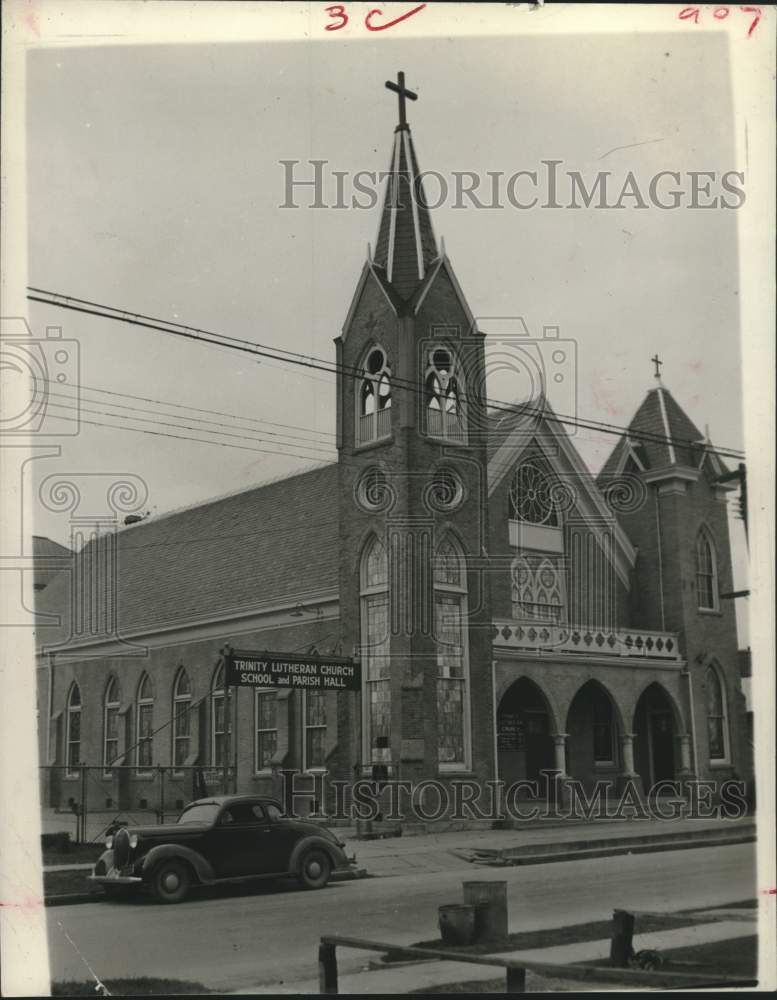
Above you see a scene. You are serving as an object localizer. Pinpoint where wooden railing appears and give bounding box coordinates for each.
[492,622,681,661]
[317,933,750,994]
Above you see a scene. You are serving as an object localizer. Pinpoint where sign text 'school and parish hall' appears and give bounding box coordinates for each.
[224,650,362,691]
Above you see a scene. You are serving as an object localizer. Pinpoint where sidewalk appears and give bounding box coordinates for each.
[237,907,757,994]
[346,815,755,877]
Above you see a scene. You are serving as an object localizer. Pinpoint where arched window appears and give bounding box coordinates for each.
[425,347,465,442]
[136,673,154,773]
[357,347,392,445]
[211,662,231,768]
[511,555,565,622]
[66,683,81,777]
[172,668,192,770]
[695,529,718,611]
[508,460,559,526]
[433,536,470,769]
[103,677,120,775]
[360,536,390,764]
[706,664,729,761]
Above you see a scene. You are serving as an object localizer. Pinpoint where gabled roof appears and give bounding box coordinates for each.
[373,124,438,301]
[32,535,72,591]
[35,464,340,653]
[487,395,638,587]
[598,385,729,482]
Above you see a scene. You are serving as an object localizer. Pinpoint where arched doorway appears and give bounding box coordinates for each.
[633,683,678,789]
[497,677,555,790]
[566,680,621,788]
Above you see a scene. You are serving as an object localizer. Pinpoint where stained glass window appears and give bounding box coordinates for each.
[511,556,564,622]
[361,536,391,763]
[434,537,468,768]
[509,460,558,526]
[211,663,231,768]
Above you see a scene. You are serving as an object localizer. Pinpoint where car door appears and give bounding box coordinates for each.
[207,803,268,878]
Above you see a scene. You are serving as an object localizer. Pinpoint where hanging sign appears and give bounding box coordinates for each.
[224,649,361,691]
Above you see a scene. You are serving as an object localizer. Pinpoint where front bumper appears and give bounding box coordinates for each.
[89,869,143,886]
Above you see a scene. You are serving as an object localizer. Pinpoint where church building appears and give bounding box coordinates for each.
[35,76,750,822]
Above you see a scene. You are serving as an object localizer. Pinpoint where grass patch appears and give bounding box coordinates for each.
[44,843,103,866]
[44,870,94,898]
[52,978,213,996]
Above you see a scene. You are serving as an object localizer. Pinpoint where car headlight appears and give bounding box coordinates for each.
[105,835,114,849]
[129,834,139,849]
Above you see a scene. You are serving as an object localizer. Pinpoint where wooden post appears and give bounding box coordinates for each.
[505,966,526,993]
[462,881,508,943]
[610,909,635,967]
[79,764,87,842]
[232,684,238,794]
[318,941,338,994]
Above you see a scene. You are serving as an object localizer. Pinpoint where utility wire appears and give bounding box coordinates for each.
[28,286,746,461]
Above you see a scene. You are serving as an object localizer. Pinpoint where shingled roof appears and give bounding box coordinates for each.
[373,124,438,301]
[598,385,727,480]
[35,463,340,652]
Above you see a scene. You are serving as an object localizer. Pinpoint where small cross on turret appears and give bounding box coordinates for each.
[385,71,417,129]
[651,353,663,381]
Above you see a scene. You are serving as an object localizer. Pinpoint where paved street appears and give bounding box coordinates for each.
[47,842,756,992]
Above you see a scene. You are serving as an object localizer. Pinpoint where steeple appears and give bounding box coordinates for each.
[373,72,438,300]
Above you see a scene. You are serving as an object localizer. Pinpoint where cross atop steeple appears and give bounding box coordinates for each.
[385,71,417,130]
[651,354,663,381]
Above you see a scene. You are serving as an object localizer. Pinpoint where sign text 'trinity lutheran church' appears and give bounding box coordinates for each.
[224,650,361,691]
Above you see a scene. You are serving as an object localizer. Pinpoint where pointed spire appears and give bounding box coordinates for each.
[373,72,438,300]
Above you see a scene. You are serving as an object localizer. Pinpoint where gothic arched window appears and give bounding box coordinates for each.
[103,676,120,775]
[136,673,154,773]
[172,668,192,770]
[66,682,81,777]
[706,663,729,761]
[695,528,718,611]
[508,460,559,526]
[425,347,466,442]
[433,535,470,769]
[360,536,390,763]
[358,347,392,445]
[511,555,565,622]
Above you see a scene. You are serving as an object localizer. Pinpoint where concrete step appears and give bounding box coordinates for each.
[465,826,756,867]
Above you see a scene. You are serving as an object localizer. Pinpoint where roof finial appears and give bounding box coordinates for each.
[651,353,663,382]
[385,71,417,130]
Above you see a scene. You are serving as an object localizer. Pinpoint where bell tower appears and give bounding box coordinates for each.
[332,74,494,794]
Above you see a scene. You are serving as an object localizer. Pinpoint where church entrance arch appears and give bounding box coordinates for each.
[497,677,556,792]
[565,680,621,788]
[633,683,679,790]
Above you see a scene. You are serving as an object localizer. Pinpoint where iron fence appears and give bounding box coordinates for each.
[39,764,233,843]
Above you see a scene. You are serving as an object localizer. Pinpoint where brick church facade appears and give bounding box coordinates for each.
[35,86,750,821]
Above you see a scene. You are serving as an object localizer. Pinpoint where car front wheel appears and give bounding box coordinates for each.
[151,859,191,903]
[297,848,331,890]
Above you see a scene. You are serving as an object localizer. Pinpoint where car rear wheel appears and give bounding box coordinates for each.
[151,859,191,904]
[297,848,331,890]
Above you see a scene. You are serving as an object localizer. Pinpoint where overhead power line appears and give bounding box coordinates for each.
[27,286,746,462]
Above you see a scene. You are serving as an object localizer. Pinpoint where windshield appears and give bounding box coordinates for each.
[177,802,220,825]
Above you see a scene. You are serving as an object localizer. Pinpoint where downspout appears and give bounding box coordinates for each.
[653,486,666,631]
[46,652,55,763]
[683,664,700,777]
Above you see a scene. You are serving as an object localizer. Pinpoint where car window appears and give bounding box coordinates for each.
[178,802,220,824]
[265,802,283,821]
[220,803,265,825]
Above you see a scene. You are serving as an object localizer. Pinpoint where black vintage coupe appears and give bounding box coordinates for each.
[89,795,356,903]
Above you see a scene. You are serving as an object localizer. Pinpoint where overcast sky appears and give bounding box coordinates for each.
[26,30,748,634]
